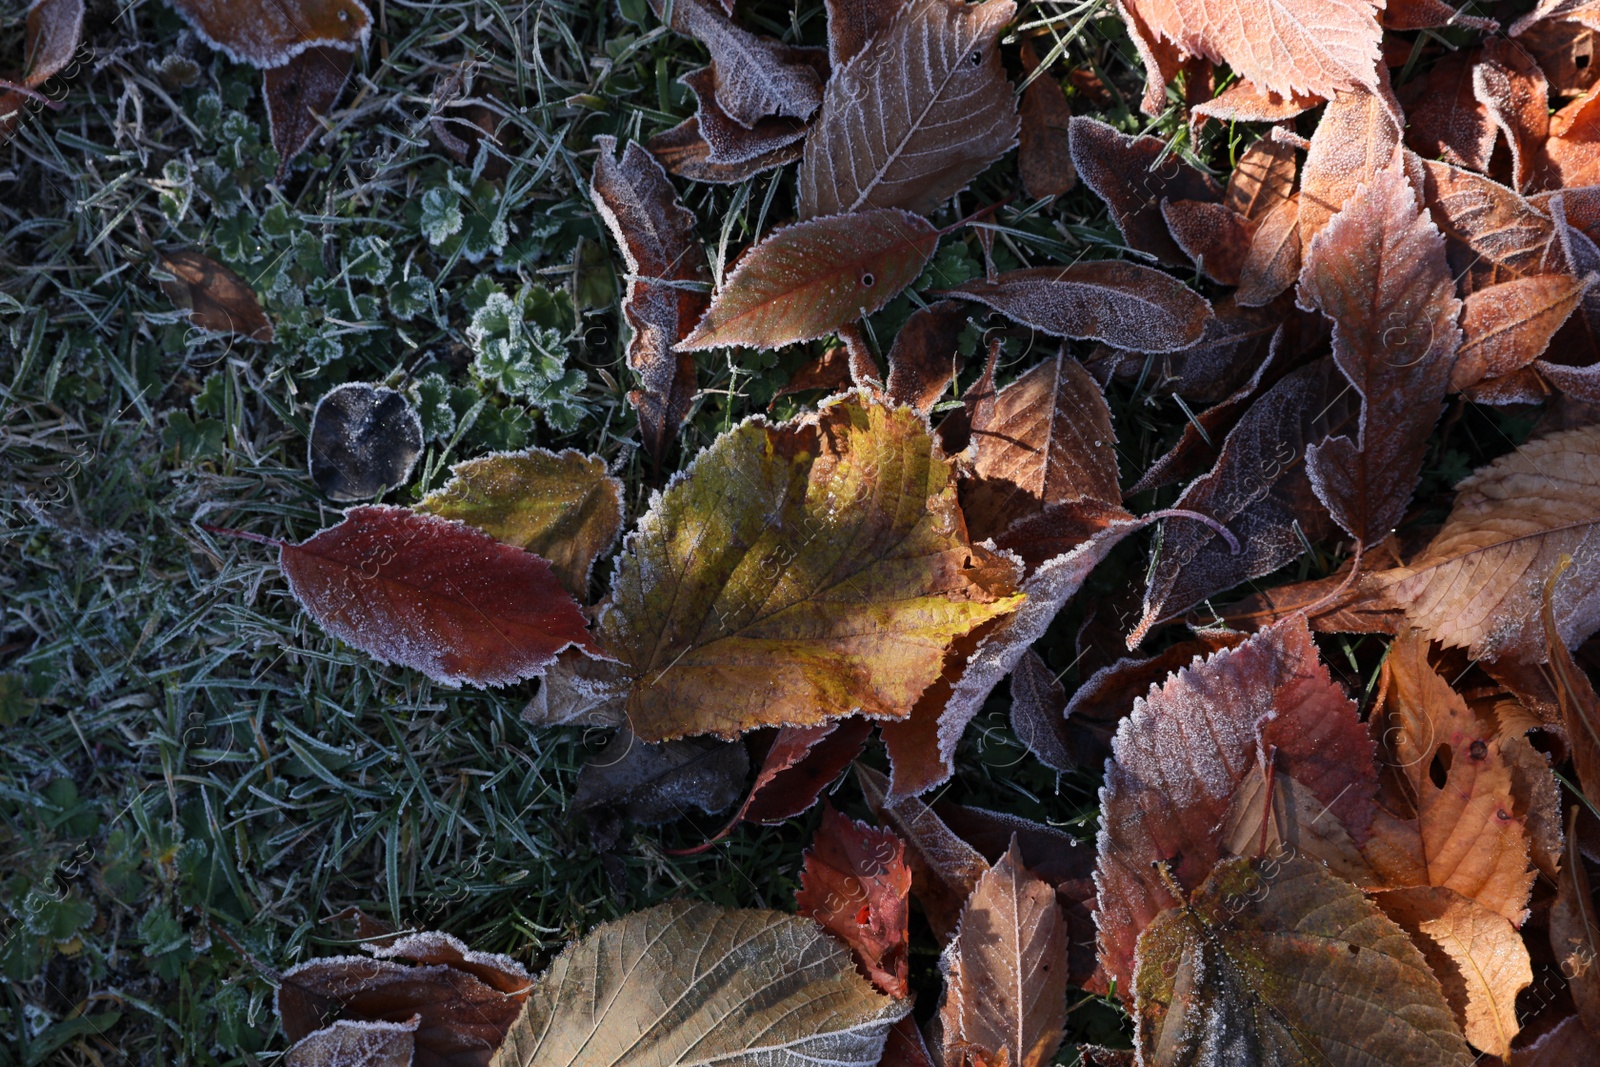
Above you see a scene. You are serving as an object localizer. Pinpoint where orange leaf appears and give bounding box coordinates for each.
[796,802,912,998]
[167,0,370,69]
[156,249,274,342]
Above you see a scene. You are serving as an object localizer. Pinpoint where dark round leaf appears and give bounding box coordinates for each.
[308,382,424,502]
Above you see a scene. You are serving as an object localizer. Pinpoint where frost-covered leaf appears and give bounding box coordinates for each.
[308,383,424,503]
[167,0,370,67]
[595,394,1021,742]
[885,300,968,415]
[1298,156,1461,546]
[1225,138,1297,221]
[1513,1016,1600,1066]
[590,136,709,460]
[652,0,824,127]
[279,506,597,687]
[1473,39,1550,193]
[857,764,990,939]
[1161,199,1254,286]
[1418,159,1553,284]
[1008,648,1073,773]
[672,66,811,167]
[156,249,274,342]
[1402,52,1496,174]
[797,0,1018,218]
[1068,117,1222,265]
[1235,194,1301,306]
[737,719,874,826]
[489,902,909,1067]
[1018,41,1075,201]
[647,114,807,184]
[944,262,1213,354]
[1095,617,1384,1000]
[824,0,903,67]
[0,0,83,143]
[278,929,533,1067]
[796,803,912,998]
[1376,423,1600,662]
[1299,85,1401,245]
[416,448,622,599]
[938,841,1067,1067]
[1550,812,1600,1034]
[262,45,354,177]
[680,210,939,350]
[1453,275,1590,394]
[1133,855,1472,1067]
[284,1019,416,1067]
[1117,0,1384,99]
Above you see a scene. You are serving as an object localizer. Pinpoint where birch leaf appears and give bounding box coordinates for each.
[489,902,909,1067]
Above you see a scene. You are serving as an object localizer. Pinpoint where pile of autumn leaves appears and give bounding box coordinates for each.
[177,0,1600,1064]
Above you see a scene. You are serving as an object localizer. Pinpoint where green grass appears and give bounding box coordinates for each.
[0,0,1535,1063]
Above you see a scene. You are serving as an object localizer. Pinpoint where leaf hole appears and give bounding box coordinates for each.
[1347,944,1360,955]
[968,51,982,66]
[1428,745,1451,789]
[1468,739,1488,761]
[860,272,875,287]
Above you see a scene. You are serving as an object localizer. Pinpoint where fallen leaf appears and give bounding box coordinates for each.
[1191,77,1320,124]
[1008,649,1073,773]
[1384,0,1497,30]
[857,764,990,939]
[285,1019,417,1067]
[1094,297,1286,405]
[1225,137,1297,221]
[165,0,371,69]
[308,382,424,503]
[652,0,824,127]
[1375,886,1533,1058]
[1132,358,1356,646]
[1550,808,1600,1034]
[1516,17,1600,100]
[671,66,810,167]
[679,210,940,351]
[279,506,598,687]
[1161,198,1255,285]
[156,249,274,341]
[797,0,1017,218]
[885,300,968,415]
[416,448,623,599]
[824,0,903,67]
[262,45,354,177]
[1511,1015,1600,1065]
[1235,194,1303,306]
[1114,0,1189,116]
[1298,155,1461,547]
[521,651,629,728]
[1133,854,1472,1067]
[938,840,1067,1067]
[1418,158,1554,285]
[1095,617,1384,999]
[0,0,83,143]
[595,394,1020,741]
[1401,51,1497,174]
[278,929,533,1067]
[943,262,1213,354]
[1549,557,1600,803]
[1298,84,1401,246]
[1018,41,1075,200]
[1474,39,1552,192]
[1376,423,1600,663]
[1514,0,1600,36]
[1452,275,1591,394]
[1068,117,1222,265]
[721,717,874,831]
[1117,0,1384,100]
[571,726,748,827]
[646,114,806,183]
[590,135,709,460]
[490,902,909,1067]
[796,802,912,997]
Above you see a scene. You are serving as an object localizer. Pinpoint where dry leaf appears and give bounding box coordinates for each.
[590,136,709,460]
[417,448,623,600]
[1474,39,1552,193]
[1453,274,1591,394]
[594,394,1020,741]
[1068,117,1222,265]
[0,0,84,143]
[680,210,939,350]
[1008,648,1072,773]
[938,841,1067,1067]
[1401,51,1497,174]
[1512,1015,1600,1065]
[1235,194,1302,306]
[1376,423,1600,663]
[857,764,990,939]
[156,249,274,341]
[285,1019,417,1067]
[1418,158,1554,284]
[278,506,598,687]
[1117,0,1384,100]
[1161,199,1255,285]
[885,300,968,415]
[490,902,909,1067]
[729,718,874,828]
[944,262,1213,354]
[1133,854,1472,1067]
[1018,41,1074,201]
[824,0,903,68]
[1298,84,1401,246]
[166,0,371,69]
[1298,156,1461,547]
[1191,77,1320,124]
[647,114,806,183]
[570,726,747,833]
[1225,138,1296,221]
[671,66,810,167]
[796,802,912,998]
[653,0,824,127]
[262,45,354,176]
[797,0,1017,218]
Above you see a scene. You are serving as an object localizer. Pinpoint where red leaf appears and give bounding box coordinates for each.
[279,505,597,687]
[796,802,911,997]
[741,720,873,825]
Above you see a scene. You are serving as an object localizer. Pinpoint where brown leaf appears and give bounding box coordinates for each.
[1008,649,1072,773]
[1114,0,1188,117]
[571,727,747,831]
[1376,423,1600,663]
[680,211,939,351]
[1376,886,1533,1058]
[1133,855,1473,1067]
[797,0,1017,218]
[857,764,990,939]
[646,115,805,184]
[1453,274,1591,393]
[1161,199,1254,285]
[1549,558,1600,805]
[824,0,902,68]
[1512,1015,1600,1065]
[885,300,968,415]
[1384,0,1497,30]
[796,802,912,998]
[156,249,274,342]
[944,262,1213,354]
[1235,193,1303,306]
[1225,137,1297,221]
[1298,155,1461,547]
[1094,296,1287,405]
[1474,39,1552,193]
[959,352,1122,546]
[278,929,532,1067]
[1190,77,1320,124]
[1068,117,1222,265]
[0,0,82,143]
[167,0,370,69]
[1418,158,1554,285]
[715,718,873,835]
[770,345,855,408]
[1551,808,1600,1034]
[1094,617,1386,1000]
[653,0,824,127]
[589,136,709,460]
[1299,84,1401,246]
[286,1019,418,1067]
[1516,16,1600,100]
[1401,51,1497,173]
[1117,0,1384,99]
[1018,41,1074,201]
[262,45,354,177]
[672,66,810,167]
[938,841,1067,1067]
[1132,358,1355,646]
